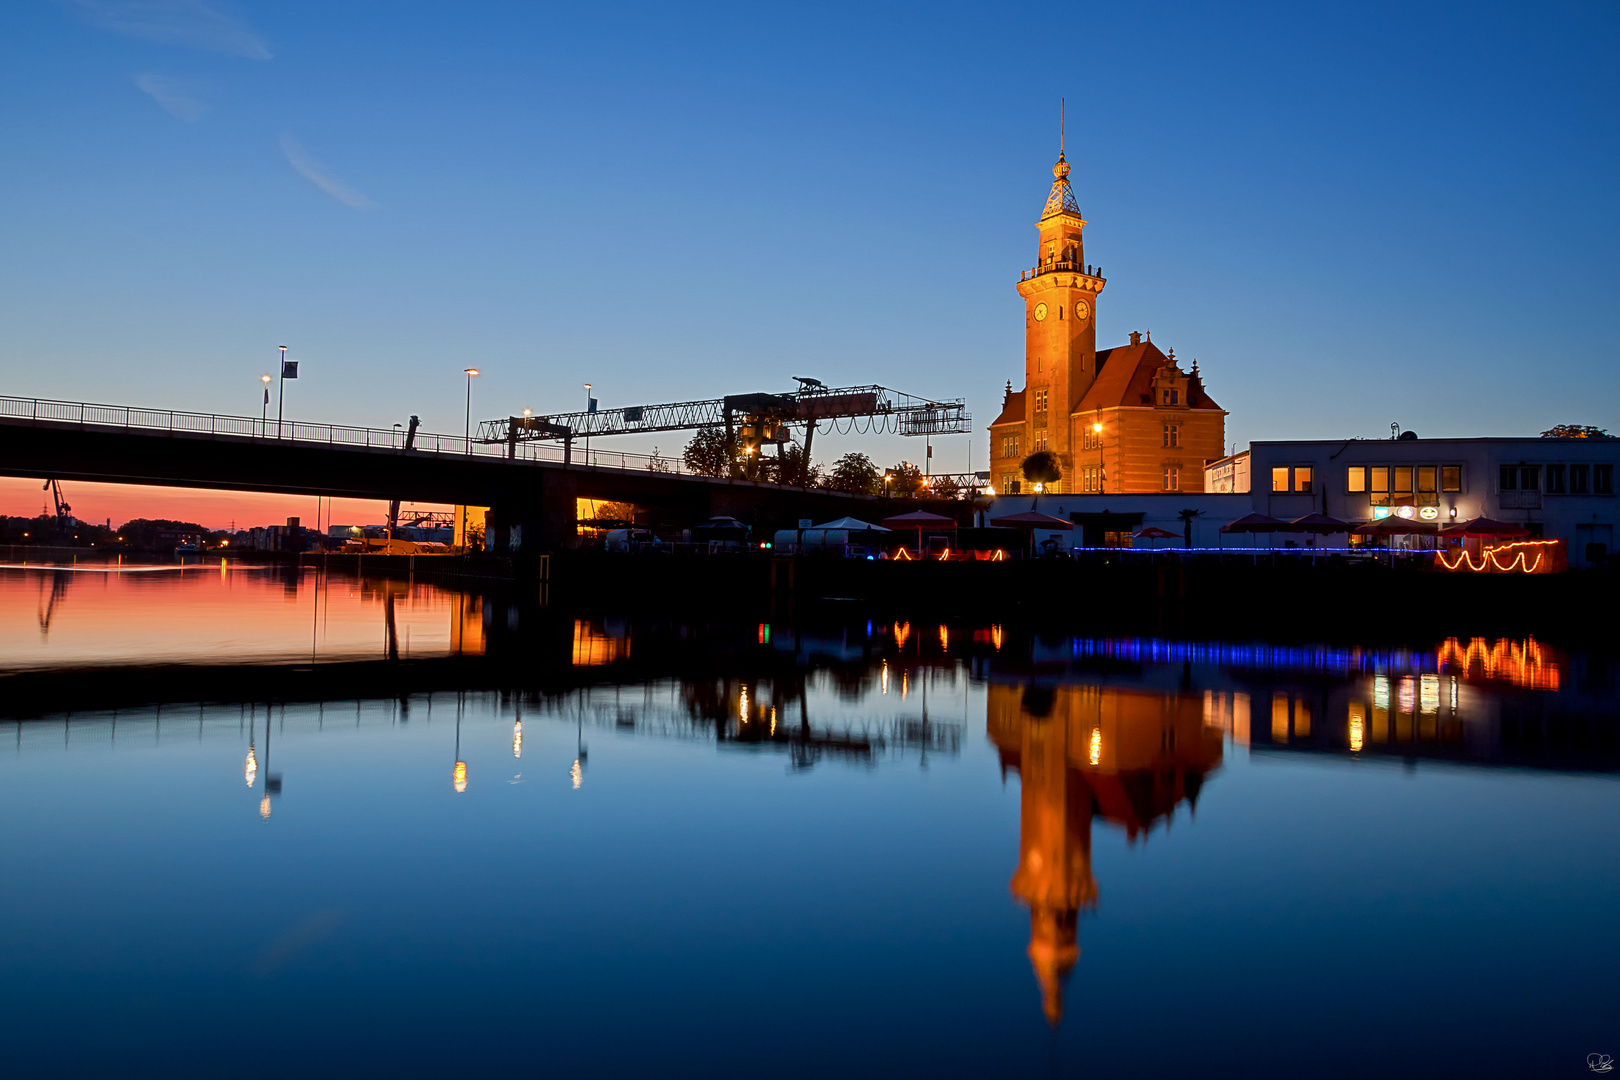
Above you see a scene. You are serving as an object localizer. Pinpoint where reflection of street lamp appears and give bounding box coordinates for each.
[512,719,522,759]
[463,368,480,454]
[244,742,257,786]
[453,695,468,792]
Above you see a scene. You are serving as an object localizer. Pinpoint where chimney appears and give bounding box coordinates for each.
[1129,331,1142,346]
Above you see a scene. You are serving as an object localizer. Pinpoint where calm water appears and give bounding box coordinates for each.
[0,564,1616,1078]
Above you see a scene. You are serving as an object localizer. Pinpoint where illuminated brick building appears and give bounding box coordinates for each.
[989,152,1227,495]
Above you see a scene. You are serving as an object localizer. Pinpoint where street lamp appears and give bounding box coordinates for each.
[583,383,593,463]
[276,346,288,438]
[260,374,271,435]
[463,368,479,453]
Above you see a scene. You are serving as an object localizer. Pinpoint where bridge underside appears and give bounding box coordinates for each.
[0,419,877,550]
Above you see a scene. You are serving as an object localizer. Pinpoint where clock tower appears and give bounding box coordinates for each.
[1013,152,1105,464]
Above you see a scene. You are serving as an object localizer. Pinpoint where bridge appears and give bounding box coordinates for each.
[0,393,890,552]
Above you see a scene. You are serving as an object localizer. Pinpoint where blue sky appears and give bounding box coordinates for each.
[2,0,1617,495]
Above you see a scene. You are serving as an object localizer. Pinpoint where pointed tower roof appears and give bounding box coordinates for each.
[1042,154,1081,219]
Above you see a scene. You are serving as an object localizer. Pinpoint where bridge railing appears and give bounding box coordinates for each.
[0,393,719,481]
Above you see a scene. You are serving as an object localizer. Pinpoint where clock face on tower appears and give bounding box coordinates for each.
[1074,300,1090,323]
[1033,303,1048,322]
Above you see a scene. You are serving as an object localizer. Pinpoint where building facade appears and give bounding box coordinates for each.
[1204,449,1250,494]
[1246,436,1618,566]
[989,153,1226,496]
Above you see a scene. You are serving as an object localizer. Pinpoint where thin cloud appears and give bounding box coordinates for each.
[73,0,271,60]
[133,72,207,121]
[280,135,376,210]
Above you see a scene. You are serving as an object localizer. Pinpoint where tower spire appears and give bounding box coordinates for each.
[1043,100,1080,219]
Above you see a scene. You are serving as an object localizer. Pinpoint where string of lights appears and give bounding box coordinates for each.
[1434,539,1560,574]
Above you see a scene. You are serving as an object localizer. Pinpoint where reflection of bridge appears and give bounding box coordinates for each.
[0,394,880,552]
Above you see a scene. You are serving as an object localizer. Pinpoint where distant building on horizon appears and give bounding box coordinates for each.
[989,151,1227,496]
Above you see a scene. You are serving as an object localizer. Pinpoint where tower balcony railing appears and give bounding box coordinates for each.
[1019,258,1102,283]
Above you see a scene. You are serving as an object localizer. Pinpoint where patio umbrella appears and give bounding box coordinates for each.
[1352,518,1438,536]
[1133,526,1180,539]
[880,510,957,557]
[1220,513,1287,533]
[1440,516,1531,538]
[989,511,1074,529]
[880,511,957,529]
[1286,512,1352,534]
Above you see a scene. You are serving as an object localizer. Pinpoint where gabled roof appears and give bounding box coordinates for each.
[990,388,1025,427]
[1075,341,1224,413]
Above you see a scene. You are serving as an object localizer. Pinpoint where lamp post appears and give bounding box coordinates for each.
[275,346,288,438]
[583,383,593,465]
[463,368,479,454]
[1093,418,1104,493]
[260,374,271,436]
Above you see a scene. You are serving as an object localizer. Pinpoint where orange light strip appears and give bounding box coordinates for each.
[1436,539,1558,573]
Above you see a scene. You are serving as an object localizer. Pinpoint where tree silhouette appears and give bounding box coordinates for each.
[1540,424,1613,439]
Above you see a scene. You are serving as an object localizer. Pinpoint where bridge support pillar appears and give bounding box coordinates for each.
[488,470,578,562]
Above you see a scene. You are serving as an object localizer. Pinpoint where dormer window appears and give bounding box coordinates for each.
[1161,388,1180,406]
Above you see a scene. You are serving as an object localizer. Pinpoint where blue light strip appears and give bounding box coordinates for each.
[1063,636,1440,676]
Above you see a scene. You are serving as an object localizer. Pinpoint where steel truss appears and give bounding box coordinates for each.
[477,382,970,456]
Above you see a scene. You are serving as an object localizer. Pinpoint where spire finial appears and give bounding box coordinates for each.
[1043,107,1081,218]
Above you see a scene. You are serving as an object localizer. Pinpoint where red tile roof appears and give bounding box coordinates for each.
[990,388,1025,427]
[1076,341,1223,413]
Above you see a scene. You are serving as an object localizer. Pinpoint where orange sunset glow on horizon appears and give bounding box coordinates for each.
[0,476,428,532]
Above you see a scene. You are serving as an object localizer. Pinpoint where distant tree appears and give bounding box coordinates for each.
[825,452,881,494]
[116,518,219,550]
[771,443,821,487]
[887,461,925,497]
[683,426,738,477]
[578,501,636,527]
[1021,451,1063,489]
[1540,424,1613,439]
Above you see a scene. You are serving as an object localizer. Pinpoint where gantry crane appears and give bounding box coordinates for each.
[476,379,971,468]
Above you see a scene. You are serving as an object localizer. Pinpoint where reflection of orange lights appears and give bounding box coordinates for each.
[572,619,628,666]
[992,624,1004,651]
[1437,539,1561,573]
[1088,727,1102,766]
[893,621,911,649]
[453,761,468,793]
[1437,636,1561,690]
[938,625,949,650]
[259,795,271,820]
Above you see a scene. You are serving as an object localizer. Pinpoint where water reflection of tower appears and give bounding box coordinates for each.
[987,683,1223,1026]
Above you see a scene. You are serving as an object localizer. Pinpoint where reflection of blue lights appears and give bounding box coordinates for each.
[1063,637,1441,676]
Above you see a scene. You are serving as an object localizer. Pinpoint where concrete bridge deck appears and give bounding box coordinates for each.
[0,394,879,548]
